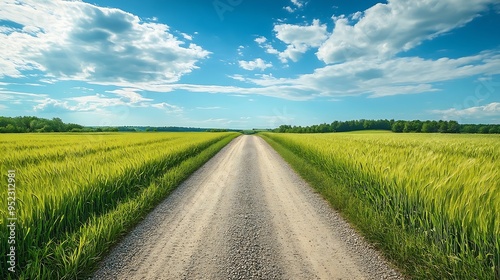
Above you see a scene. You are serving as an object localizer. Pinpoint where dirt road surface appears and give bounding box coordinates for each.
[91,135,403,279]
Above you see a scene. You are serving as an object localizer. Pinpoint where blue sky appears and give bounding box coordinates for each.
[1,0,499,129]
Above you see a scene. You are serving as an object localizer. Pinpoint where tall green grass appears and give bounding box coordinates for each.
[0,132,239,279]
[260,132,499,279]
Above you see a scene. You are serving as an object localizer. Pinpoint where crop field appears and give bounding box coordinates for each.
[0,132,239,279]
[260,132,499,279]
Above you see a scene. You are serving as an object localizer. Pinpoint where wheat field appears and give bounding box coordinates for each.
[0,132,239,279]
[261,131,499,279]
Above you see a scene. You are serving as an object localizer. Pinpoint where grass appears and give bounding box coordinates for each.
[259,132,500,280]
[0,132,239,279]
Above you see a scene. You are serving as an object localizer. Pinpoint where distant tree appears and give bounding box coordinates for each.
[461,125,478,134]
[392,121,405,133]
[318,123,330,133]
[438,121,448,133]
[5,124,17,133]
[270,118,498,135]
[422,121,437,133]
[489,126,499,134]
[447,121,460,133]
[52,117,64,132]
[478,126,490,134]
[403,121,421,133]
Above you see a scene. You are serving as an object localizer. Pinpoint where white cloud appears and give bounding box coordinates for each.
[274,19,327,47]
[181,32,192,41]
[291,0,304,8]
[196,106,222,110]
[66,94,128,112]
[351,11,362,21]
[254,36,281,56]
[254,36,267,44]
[239,58,272,71]
[0,90,47,98]
[285,0,304,11]
[226,51,500,99]
[228,74,246,81]
[265,19,328,62]
[72,86,94,91]
[317,0,497,63]
[44,48,496,102]
[30,87,180,114]
[0,0,210,84]
[106,88,152,103]
[432,102,500,119]
[34,98,79,112]
[151,102,182,112]
[237,45,245,56]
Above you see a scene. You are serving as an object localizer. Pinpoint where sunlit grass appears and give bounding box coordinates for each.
[261,132,499,279]
[0,132,239,279]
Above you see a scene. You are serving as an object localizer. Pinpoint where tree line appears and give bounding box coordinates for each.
[0,116,118,133]
[2,116,499,134]
[0,116,235,133]
[274,119,500,134]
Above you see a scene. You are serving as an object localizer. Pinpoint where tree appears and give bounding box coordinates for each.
[461,125,478,134]
[438,121,448,133]
[52,117,64,132]
[392,121,405,133]
[478,126,490,134]
[489,126,499,134]
[422,121,438,133]
[447,121,460,133]
[5,124,16,133]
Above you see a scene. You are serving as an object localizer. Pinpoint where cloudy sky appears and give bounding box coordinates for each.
[1,0,499,128]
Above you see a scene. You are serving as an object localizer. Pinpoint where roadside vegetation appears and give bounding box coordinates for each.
[0,132,239,279]
[260,132,499,279]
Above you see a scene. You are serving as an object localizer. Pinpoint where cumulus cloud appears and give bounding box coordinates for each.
[232,0,500,100]
[317,0,497,63]
[431,102,500,119]
[33,98,76,112]
[229,51,500,99]
[254,36,280,56]
[33,94,127,113]
[106,88,152,103]
[181,32,193,41]
[239,58,272,71]
[32,88,181,114]
[254,36,267,44]
[283,0,304,13]
[151,102,183,112]
[0,0,210,84]
[291,0,304,8]
[260,19,328,63]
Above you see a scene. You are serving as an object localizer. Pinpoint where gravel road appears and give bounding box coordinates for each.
[91,135,403,280]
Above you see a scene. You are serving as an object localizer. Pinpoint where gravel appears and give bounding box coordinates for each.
[90,135,405,280]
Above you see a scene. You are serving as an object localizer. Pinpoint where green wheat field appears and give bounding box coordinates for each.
[0,132,239,279]
[260,131,499,279]
[1,131,499,279]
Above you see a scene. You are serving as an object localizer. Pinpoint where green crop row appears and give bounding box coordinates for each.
[260,132,499,279]
[0,132,239,279]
